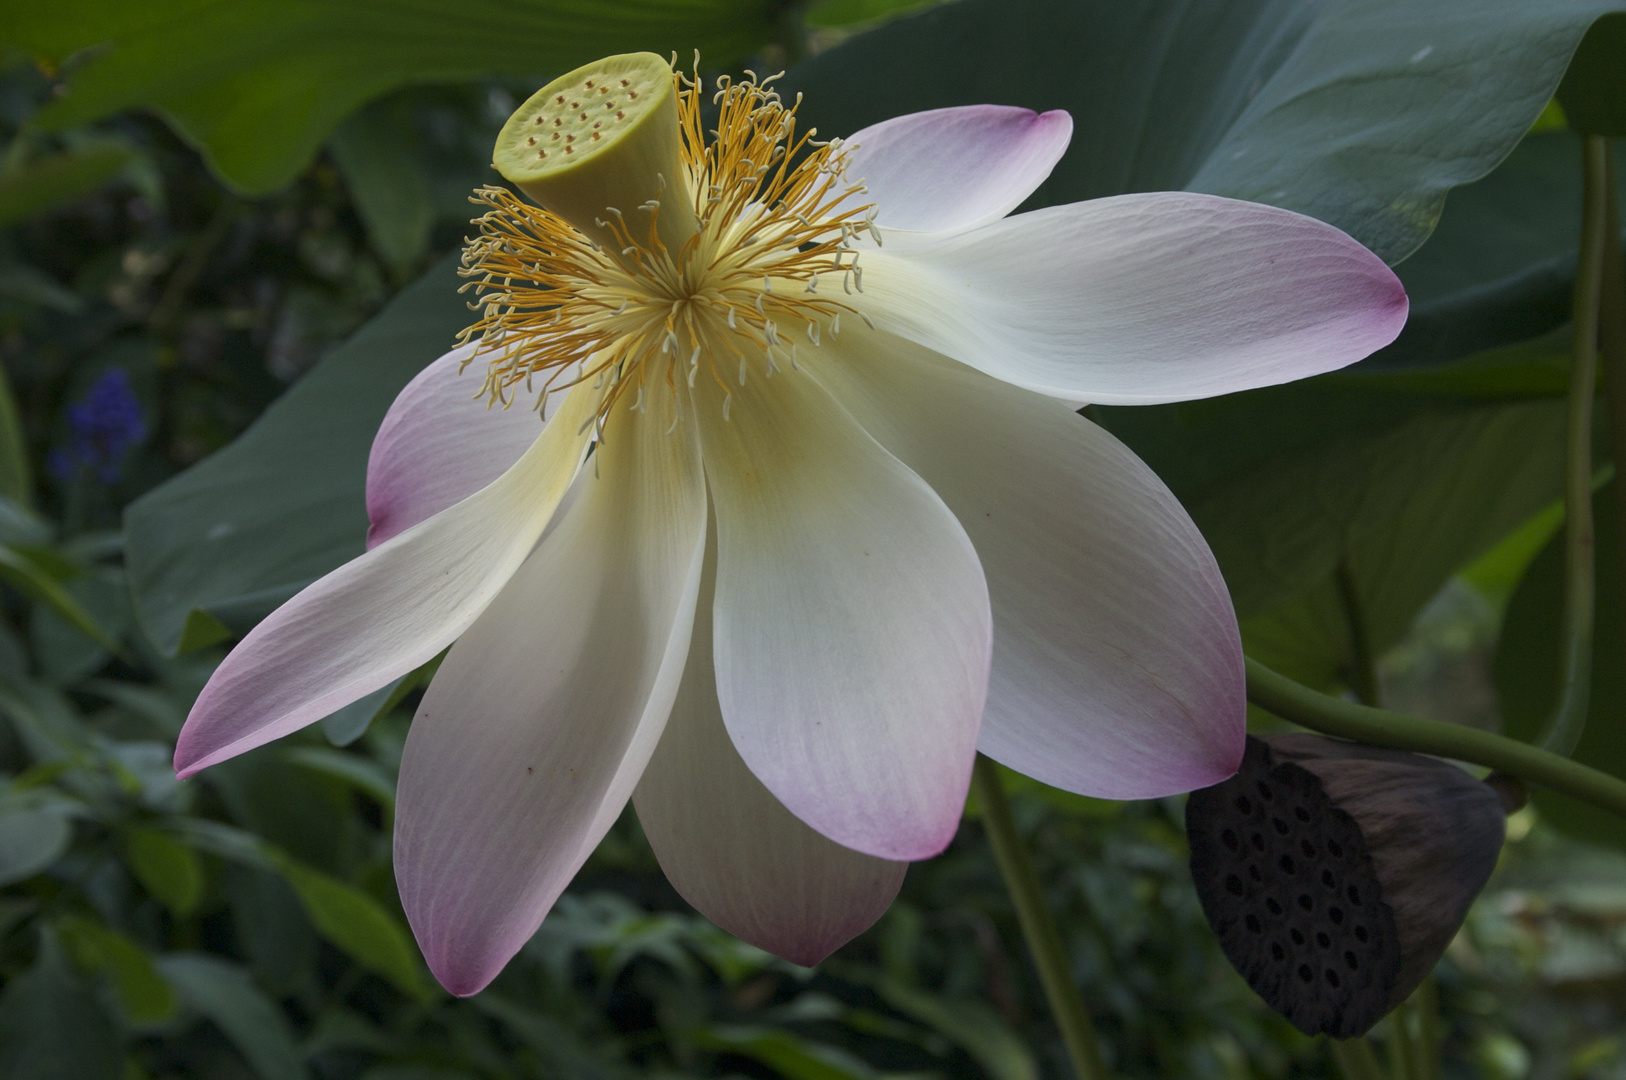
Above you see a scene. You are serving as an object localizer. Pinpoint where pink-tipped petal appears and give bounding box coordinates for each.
[394,407,707,997]
[692,365,989,863]
[856,192,1407,404]
[808,334,1244,798]
[843,106,1073,236]
[173,387,596,778]
[366,344,550,549]
[634,540,906,965]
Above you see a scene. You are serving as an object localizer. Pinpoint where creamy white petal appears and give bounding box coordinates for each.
[366,343,551,549]
[806,332,1244,798]
[394,405,707,996]
[174,386,597,777]
[692,364,989,862]
[853,192,1407,404]
[842,106,1072,237]
[634,535,906,965]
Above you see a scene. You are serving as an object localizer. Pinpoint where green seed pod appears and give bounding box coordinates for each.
[1186,734,1507,1038]
[493,52,697,254]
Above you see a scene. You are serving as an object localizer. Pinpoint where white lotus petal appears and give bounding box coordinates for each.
[843,105,1072,237]
[634,536,906,965]
[854,192,1407,403]
[806,332,1244,798]
[692,365,989,862]
[366,343,551,549]
[174,386,597,777]
[395,406,707,996]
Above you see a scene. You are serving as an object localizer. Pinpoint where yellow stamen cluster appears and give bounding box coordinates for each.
[457,67,876,428]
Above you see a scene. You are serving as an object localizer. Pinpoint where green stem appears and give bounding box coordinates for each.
[1412,979,1443,1080]
[1245,657,1626,820]
[1386,1003,1416,1080]
[1542,134,1610,755]
[1328,1036,1387,1080]
[1597,140,1626,691]
[1335,558,1381,706]
[972,755,1110,1080]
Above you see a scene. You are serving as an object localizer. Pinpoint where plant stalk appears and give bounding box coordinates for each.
[1597,140,1626,686]
[1412,978,1443,1080]
[972,754,1110,1080]
[1335,558,1381,706]
[1328,1036,1387,1080]
[1541,134,1610,755]
[1245,657,1626,820]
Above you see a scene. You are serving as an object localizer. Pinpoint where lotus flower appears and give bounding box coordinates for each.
[173,53,1407,996]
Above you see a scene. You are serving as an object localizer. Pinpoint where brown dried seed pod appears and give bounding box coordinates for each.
[1186,734,1506,1039]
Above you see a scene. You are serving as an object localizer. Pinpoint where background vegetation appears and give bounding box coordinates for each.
[2,2,1626,1078]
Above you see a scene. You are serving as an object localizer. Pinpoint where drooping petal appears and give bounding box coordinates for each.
[692,364,989,862]
[853,192,1407,404]
[806,332,1243,798]
[634,535,906,965]
[366,343,550,549]
[394,406,707,997]
[842,106,1072,237]
[173,386,597,778]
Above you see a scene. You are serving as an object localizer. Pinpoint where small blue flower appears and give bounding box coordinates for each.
[50,368,146,484]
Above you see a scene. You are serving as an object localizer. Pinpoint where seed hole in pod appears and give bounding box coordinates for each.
[1267,898,1283,916]
[1347,885,1363,904]
[1257,781,1274,801]
[1354,925,1368,943]
[1251,832,1266,851]
[1271,942,1286,961]
[570,101,580,109]
[1316,932,1331,948]
[1249,865,1263,883]
[1297,894,1314,912]
[1329,907,1345,925]
[1246,914,1262,934]
[1326,839,1343,857]
[1278,854,1296,874]
[527,137,536,145]
[1301,840,1317,859]
[1298,964,1314,983]
[1295,806,1311,823]
[1345,951,1359,970]
[1234,796,1253,814]
[1225,875,1245,896]
[1221,829,1240,852]
[1325,969,1341,988]
[1273,818,1291,835]
[555,95,565,103]
[1322,869,1337,888]
[1290,928,1305,945]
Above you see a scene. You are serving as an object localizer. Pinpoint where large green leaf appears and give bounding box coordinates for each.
[1495,482,1626,849]
[158,953,311,1080]
[783,0,1624,264]
[5,0,780,194]
[124,256,466,654]
[123,0,1626,655]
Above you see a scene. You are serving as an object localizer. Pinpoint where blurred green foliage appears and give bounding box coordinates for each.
[1,1,1626,1079]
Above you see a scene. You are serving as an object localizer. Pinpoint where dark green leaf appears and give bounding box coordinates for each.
[281,747,396,811]
[0,545,124,658]
[56,914,179,1026]
[7,0,779,194]
[0,805,72,886]
[126,826,205,916]
[157,953,311,1080]
[330,99,436,278]
[870,980,1037,1080]
[263,848,428,999]
[693,1025,883,1080]
[1557,12,1626,135]
[0,142,135,227]
[0,362,31,506]
[1495,480,1626,848]
[0,933,123,1080]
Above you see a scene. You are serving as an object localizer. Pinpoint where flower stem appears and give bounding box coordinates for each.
[1411,978,1443,1080]
[1244,657,1626,820]
[972,754,1110,1080]
[1327,1036,1386,1080]
[1386,1002,1416,1080]
[1541,133,1611,756]
[1596,140,1626,690]
[1335,558,1381,706]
